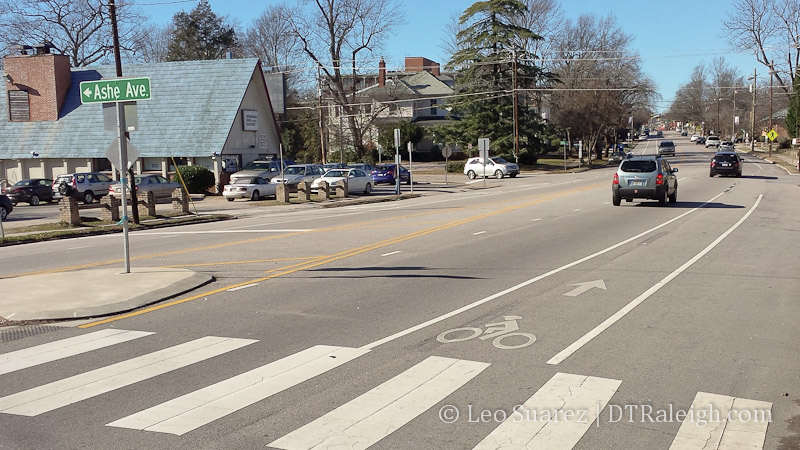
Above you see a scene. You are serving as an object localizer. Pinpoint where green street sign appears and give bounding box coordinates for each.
[79,77,151,104]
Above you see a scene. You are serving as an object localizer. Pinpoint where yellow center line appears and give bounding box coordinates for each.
[79,182,604,328]
[162,256,321,268]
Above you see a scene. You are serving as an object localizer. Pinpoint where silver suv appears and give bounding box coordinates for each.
[52,172,114,204]
[705,136,721,148]
[271,164,325,185]
[230,159,295,182]
[612,156,678,206]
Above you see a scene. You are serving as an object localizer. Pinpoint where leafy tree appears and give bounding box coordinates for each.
[445,0,550,161]
[0,0,146,67]
[177,165,215,194]
[787,69,800,138]
[167,0,237,61]
[377,121,424,160]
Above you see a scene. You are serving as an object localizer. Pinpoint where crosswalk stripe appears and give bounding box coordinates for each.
[0,329,154,376]
[0,336,256,416]
[473,372,621,450]
[269,356,490,450]
[668,392,772,450]
[107,345,370,435]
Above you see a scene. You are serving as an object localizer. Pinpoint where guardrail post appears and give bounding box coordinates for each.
[171,188,189,214]
[137,191,156,217]
[276,182,290,203]
[316,181,330,200]
[297,181,311,201]
[59,197,81,225]
[333,180,348,198]
[100,196,121,222]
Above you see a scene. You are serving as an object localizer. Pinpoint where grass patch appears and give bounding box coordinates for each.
[3,221,79,234]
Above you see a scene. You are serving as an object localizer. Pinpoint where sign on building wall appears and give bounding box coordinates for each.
[242,110,258,131]
[258,134,269,149]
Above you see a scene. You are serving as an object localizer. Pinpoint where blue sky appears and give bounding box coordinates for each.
[140,0,760,112]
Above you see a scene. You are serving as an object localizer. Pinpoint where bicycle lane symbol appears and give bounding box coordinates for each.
[436,315,536,350]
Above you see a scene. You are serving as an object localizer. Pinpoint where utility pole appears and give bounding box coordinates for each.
[512,48,520,164]
[732,89,736,141]
[716,96,720,135]
[108,0,139,226]
[750,68,757,153]
[769,61,774,157]
[317,65,326,164]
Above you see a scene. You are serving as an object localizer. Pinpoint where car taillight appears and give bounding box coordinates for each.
[72,178,77,188]
[612,173,619,185]
[656,173,664,185]
[711,161,716,167]
[733,162,739,166]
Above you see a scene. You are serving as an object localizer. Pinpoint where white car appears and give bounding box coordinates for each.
[222,176,275,201]
[690,134,700,142]
[310,168,373,194]
[705,136,721,148]
[463,157,519,179]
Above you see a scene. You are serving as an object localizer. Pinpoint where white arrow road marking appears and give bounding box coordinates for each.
[563,280,607,297]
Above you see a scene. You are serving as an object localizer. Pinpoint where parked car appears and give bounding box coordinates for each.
[709,152,743,177]
[52,172,114,204]
[695,136,706,145]
[230,159,295,182]
[463,157,520,179]
[223,176,275,201]
[612,155,678,206]
[705,136,721,148]
[372,164,412,184]
[2,178,54,205]
[608,151,627,164]
[347,163,377,174]
[271,164,325,186]
[657,140,676,157]
[108,174,182,200]
[310,168,373,194]
[681,130,688,136]
[718,141,735,151]
[690,134,700,142]
[0,194,12,220]
[322,163,348,172]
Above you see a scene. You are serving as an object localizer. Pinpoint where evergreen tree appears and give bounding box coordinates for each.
[444,0,550,161]
[166,0,237,61]
[786,69,800,139]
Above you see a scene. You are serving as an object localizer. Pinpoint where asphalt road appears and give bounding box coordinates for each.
[1,134,799,450]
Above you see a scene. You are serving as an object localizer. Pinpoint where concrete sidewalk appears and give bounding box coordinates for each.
[0,268,213,322]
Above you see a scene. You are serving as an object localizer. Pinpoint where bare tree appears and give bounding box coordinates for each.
[510,0,563,69]
[549,14,656,158]
[0,0,146,67]
[243,4,308,91]
[439,12,467,61]
[130,23,171,63]
[723,0,800,94]
[285,0,404,160]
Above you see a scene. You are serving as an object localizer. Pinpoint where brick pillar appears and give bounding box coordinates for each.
[172,188,190,214]
[276,183,290,203]
[297,181,311,201]
[137,191,156,217]
[316,181,330,200]
[100,196,120,222]
[59,197,80,225]
[333,180,348,198]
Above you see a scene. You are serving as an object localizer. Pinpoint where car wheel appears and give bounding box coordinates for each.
[612,192,621,206]
[83,191,94,204]
[669,187,677,204]
[494,170,504,179]
[58,183,70,195]
[709,171,714,177]
[467,170,476,179]
[226,197,234,202]
[364,183,372,194]
[29,194,40,206]
[251,190,260,201]
[658,188,667,206]
[0,206,7,220]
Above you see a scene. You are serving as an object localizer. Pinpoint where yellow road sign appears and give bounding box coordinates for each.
[767,129,778,142]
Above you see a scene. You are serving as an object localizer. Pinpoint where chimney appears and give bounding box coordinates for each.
[404,57,439,75]
[3,43,71,122]
[378,57,386,87]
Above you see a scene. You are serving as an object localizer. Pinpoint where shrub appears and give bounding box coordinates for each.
[778,138,792,149]
[447,160,465,173]
[177,165,215,194]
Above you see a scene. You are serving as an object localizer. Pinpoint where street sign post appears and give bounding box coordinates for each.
[80,77,151,104]
[442,144,453,187]
[478,138,489,188]
[394,129,401,195]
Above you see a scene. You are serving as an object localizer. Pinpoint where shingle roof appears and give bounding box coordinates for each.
[0,58,261,159]
[358,70,454,100]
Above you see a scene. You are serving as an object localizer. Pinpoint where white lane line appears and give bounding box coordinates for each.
[381,251,402,257]
[473,231,487,236]
[0,330,153,376]
[269,356,489,450]
[227,283,258,292]
[531,218,542,222]
[138,229,315,235]
[0,336,256,416]
[473,373,621,450]
[668,392,771,450]
[547,194,763,365]
[108,345,369,436]
[361,191,727,351]
[573,209,581,212]
[603,202,610,205]
[678,177,687,181]
[465,179,484,185]
[67,246,90,250]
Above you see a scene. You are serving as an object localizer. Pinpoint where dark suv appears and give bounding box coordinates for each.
[657,140,676,156]
[612,156,679,206]
[709,152,742,177]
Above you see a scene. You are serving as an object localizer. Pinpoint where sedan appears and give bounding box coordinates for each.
[311,169,373,194]
[223,176,276,201]
[0,194,12,220]
[709,152,742,177]
[371,164,411,185]
[719,141,735,151]
[108,175,182,200]
[2,178,54,205]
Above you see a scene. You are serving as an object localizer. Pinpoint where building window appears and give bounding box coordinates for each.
[8,90,30,121]
[430,99,437,116]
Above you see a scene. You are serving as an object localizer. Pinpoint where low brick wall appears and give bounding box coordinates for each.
[59,197,80,225]
[171,188,190,214]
